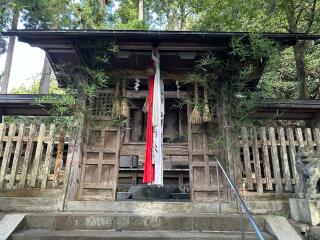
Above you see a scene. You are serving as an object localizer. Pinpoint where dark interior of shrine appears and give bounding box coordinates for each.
[115,78,190,201]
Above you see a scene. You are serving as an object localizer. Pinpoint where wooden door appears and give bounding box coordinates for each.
[188,107,225,201]
[79,126,120,200]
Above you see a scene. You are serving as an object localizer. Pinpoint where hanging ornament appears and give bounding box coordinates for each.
[191,82,202,124]
[134,78,140,91]
[203,87,212,123]
[176,81,180,99]
[112,80,121,117]
[121,78,129,118]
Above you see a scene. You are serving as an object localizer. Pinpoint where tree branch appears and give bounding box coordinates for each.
[286,0,298,32]
[305,0,317,33]
[295,1,306,26]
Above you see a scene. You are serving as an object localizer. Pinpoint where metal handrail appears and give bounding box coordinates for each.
[215,156,265,240]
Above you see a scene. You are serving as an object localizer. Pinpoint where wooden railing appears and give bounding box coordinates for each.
[238,126,320,194]
[0,123,69,190]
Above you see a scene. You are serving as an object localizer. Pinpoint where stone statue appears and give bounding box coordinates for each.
[296,146,320,199]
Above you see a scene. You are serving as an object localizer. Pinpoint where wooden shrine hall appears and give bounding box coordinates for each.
[1,30,320,205]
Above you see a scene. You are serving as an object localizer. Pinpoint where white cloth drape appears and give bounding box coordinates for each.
[152,50,164,186]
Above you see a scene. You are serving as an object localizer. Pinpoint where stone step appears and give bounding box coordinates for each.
[0,197,60,212]
[0,214,25,240]
[24,213,266,232]
[12,229,275,240]
[66,200,237,214]
[0,197,289,215]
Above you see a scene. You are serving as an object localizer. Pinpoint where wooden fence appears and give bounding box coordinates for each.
[1,122,318,198]
[238,127,320,194]
[0,123,69,190]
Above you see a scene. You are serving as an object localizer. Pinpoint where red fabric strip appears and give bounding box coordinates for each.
[143,76,155,183]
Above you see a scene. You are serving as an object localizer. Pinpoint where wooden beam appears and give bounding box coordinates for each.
[107,69,190,81]
[118,42,229,51]
[100,90,188,99]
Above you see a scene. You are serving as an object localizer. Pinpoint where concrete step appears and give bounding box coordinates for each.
[24,213,266,232]
[12,229,275,240]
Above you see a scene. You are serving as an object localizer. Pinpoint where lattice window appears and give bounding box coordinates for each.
[90,93,113,116]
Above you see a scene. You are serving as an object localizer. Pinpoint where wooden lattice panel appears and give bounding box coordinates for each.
[90,93,113,117]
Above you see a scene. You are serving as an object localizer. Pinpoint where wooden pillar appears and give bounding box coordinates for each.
[38,56,52,94]
[216,83,240,195]
[60,75,87,210]
[62,103,85,203]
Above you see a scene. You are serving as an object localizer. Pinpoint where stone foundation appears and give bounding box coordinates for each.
[289,198,320,226]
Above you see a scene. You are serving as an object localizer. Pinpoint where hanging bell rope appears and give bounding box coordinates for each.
[121,78,129,118]
[203,86,212,123]
[112,79,121,117]
[191,82,202,124]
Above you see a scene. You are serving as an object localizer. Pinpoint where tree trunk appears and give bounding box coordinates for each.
[138,0,144,21]
[293,40,308,99]
[0,8,19,94]
[179,3,186,31]
[98,0,106,27]
[38,56,52,94]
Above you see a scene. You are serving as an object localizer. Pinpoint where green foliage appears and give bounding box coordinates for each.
[34,41,119,128]
[258,48,298,99]
[67,0,112,29]
[20,0,113,30]
[192,0,286,32]
[10,76,64,94]
[258,44,320,100]
[0,0,18,54]
[19,0,69,29]
[191,0,320,100]
[0,0,11,54]
[112,0,148,29]
[231,34,280,61]
[144,0,200,30]
[187,35,281,129]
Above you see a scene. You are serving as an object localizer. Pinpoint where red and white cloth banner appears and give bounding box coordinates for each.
[143,75,155,183]
[143,50,164,185]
